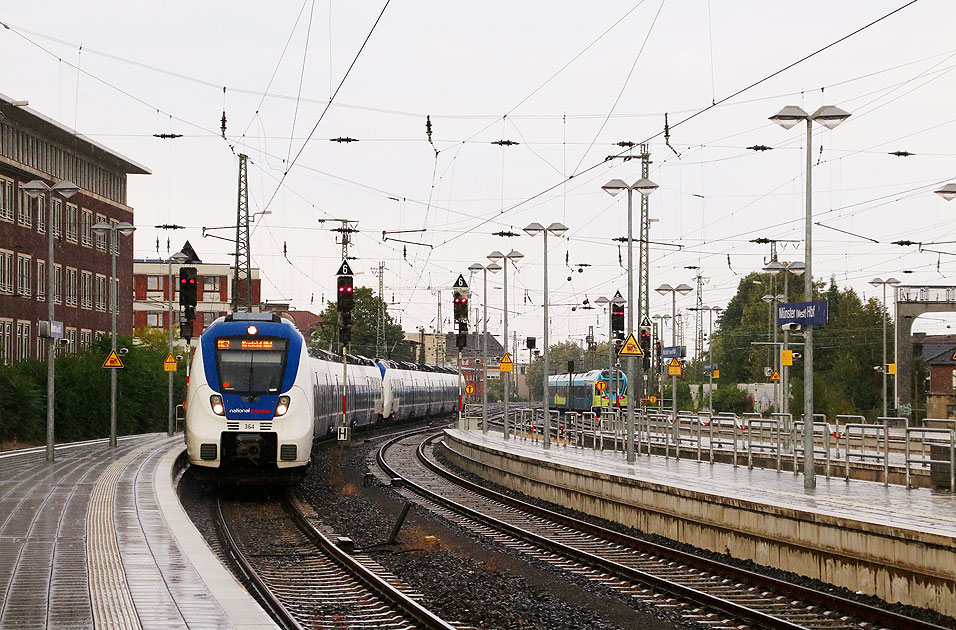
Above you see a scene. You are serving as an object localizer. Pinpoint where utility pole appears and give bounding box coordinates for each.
[327,219,359,260]
[233,154,252,312]
[373,261,386,357]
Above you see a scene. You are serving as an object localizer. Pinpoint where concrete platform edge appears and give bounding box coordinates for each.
[154,442,278,630]
[442,429,956,617]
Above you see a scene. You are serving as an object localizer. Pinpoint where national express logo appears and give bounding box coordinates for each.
[228,408,271,414]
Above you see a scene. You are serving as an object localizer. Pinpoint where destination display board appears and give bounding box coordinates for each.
[216,338,287,351]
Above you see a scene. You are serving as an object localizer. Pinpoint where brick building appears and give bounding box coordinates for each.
[260,301,323,339]
[0,94,149,362]
[921,335,956,419]
[132,243,261,338]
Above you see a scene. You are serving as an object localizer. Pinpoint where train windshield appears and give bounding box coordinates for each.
[215,337,289,394]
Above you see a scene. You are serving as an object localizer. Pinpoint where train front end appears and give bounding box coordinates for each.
[185,313,313,479]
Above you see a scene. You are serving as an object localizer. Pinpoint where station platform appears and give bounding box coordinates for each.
[441,427,956,618]
[0,434,276,629]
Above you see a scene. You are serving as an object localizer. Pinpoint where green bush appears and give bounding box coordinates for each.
[0,330,186,448]
[711,384,754,415]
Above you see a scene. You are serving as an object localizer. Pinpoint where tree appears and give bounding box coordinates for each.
[314,286,416,360]
[711,273,889,420]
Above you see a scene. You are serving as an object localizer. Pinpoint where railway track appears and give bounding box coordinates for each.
[214,488,462,630]
[377,429,949,630]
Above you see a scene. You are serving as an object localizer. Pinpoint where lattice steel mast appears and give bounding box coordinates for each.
[233,154,252,311]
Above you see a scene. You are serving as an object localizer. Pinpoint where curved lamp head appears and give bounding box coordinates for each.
[547,222,568,236]
[116,222,136,237]
[770,105,809,130]
[595,296,609,305]
[523,222,545,236]
[633,178,658,197]
[763,261,784,276]
[506,249,524,261]
[90,221,111,234]
[935,183,956,202]
[870,277,884,287]
[675,283,694,296]
[886,277,901,287]
[784,261,805,276]
[171,251,189,264]
[602,179,628,197]
[20,180,51,199]
[487,250,504,261]
[468,263,484,273]
[486,262,502,274]
[51,180,79,198]
[655,284,674,295]
[811,105,851,130]
[762,294,775,303]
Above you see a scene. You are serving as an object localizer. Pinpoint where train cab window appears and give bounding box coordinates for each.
[215,337,289,394]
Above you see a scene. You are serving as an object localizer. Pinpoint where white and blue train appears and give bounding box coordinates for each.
[184,312,458,479]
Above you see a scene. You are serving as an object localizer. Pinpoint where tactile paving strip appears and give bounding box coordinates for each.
[86,444,158,630]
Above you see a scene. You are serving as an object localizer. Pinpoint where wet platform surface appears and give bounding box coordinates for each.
[0,435,276,629]
[448,428,956,538]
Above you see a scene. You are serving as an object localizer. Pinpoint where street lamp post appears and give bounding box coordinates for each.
[870,277,901,417]
[167,251,189,435]
[771,104,851,489]
[602,177,658,464]
[656,283,693,419]
[524,222,568,449]
[469,261,500,433]
[761,292,787,411]
[21,179,79,462]
[707,306,722,412]
[91,221,137,447]
[489,249,523,439]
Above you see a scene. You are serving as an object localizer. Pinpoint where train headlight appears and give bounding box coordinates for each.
[209,394,225,416]
[275,395,291,417]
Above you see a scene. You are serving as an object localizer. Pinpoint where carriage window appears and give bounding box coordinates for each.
[215,337,289,394]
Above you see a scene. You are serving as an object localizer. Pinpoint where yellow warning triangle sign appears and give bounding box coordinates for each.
[102,349,124,369]
[499,353,513,372]
[617,333,644,357]
[164,352,178,372]
[770,369,780,382]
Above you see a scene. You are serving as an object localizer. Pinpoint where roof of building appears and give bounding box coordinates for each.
[925,344,956,366]
[0,92,150,175]
[444,331,504,357]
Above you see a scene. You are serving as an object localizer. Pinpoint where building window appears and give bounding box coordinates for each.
[36,335,46,361]
[16,321,31,361]
[95,274,108,311]
[202,311,217,326]
[16,254,31,297]
[66,203,78,242]
[147,312,162,327]
[147,275,162,291]
[66,267,78,307]
[80,329,92,348]
[95,214,107,251]
[0,319,12,365]
[52,199,62,237]
[54,264,62,304]
[36,259,45,301]
[203,275,220,292]
[81,271,93,309]
[17,189,33,227]
[36,196,45,233]
[0,177,13,222]
[0,250,13,293]
[81,209,93,247]
[66,328,76,353]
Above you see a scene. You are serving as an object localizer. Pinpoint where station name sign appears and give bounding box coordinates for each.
[776,300,828,326]
[661,345,685,359]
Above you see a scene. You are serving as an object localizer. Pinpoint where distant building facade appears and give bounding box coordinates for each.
[0,94,149,363]
[132,243,261,338]
[261,301,323,339]
[921,335,956,419]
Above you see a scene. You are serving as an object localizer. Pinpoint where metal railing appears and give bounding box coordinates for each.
[905,427,955,492]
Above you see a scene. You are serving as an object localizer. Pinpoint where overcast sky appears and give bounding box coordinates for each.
[3,1,955,357]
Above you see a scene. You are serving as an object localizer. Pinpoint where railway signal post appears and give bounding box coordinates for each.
[337,260,354,441]
[453,274,469,428]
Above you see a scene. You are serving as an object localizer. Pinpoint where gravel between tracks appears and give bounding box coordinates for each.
[296,421,687,630]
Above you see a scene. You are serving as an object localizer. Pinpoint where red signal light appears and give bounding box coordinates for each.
[346,286,353,292]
